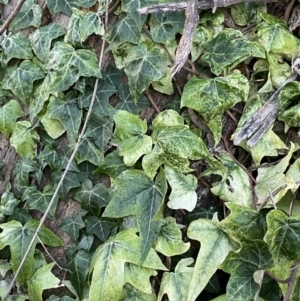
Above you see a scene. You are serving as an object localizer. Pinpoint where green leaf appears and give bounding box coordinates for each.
[9,0,42,30]
[28,263,61,301]
[154,217,190,256]
[204,151,253,207]
[66,250,92,299]
[121,283,156,301]
[201,29,265,75]
[150,12,185,45]
[181,71,249,144]
[191,25,214,61]
[89,229,166,301]
[46,42,102,91]
[22,185,59,219]
[75,137,103,166]
[0,99,23,138]
[0,33,32,64]
[264,209,300,262]
[220,240,273,301]
[73,179,109,216]
[114,110,152,166]
[279,103,300,130]
[45,0,79,16]
[48,96,82,144]
[75,233,94,251]
[257,20,300,59]
[103,169,167,262]
[230,3,266,26]
[29,23,66,62]
[0,220,62,284]
[187,219,235,301]
[60,213,85,241]
[122,0,148,29]
[10,121,39,159]
[165,166,197,212]
[124,43,168,101]
[0,189,21,221]
[65,8,104,46]
[255,143,296,206]
[86,216,117,241]
[2,60,44,104]
[74,0,97,7]
[158,258,194,301]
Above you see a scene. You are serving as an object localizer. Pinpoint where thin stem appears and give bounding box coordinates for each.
[144,90,160,113]
[284,261,300,301]
[0,0,26,35]
[289,186,299,217]
[3,1,110,299]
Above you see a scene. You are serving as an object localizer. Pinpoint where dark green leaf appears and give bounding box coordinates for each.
[73,179,109,216]
[121,283,156,301]
[8,208,31,225]
[76,137,103,166]
[45,0,79,16]
[9,0,42,30]
[60,213,85,241]
[184,206,217,223]
[74,0,97,7]
[102,65,125,89]
[86,216,117,241]
[103,169,167,262]
[75,234,94,251]
[37,146,60,170]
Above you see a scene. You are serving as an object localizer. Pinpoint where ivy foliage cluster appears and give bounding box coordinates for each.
[2,0,300,300]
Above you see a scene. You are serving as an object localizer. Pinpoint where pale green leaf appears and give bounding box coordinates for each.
[255,143,297,206]
[66,250,92,299]
[0,33,32,63]
[73,179,109,216]
[2,60,44,104]
[22,185,59,219]
[191,25,214,61]
[45,0,79,16]
[114,110,152,166]
[154,217,190,256]
[279,103,300,130]
[265,209,300,262]
[103,169,167,262]
[165,166,197,211]
[158,258,194,301]
[124,44,168,100]
[88,229,166,301]
[0,190,21,221]
[10,121,39,159]
[0,99,23,138]
[28,263,61,301]
[257,18,300,59]
[202,29,265,75]
[0,220,62,284]
[9,0,42,30]
[204,151,253,207]
[86,216,117,241]
[150,12,185,45]
[230,3,266,26]
[121,283,156,301]
[181,71,249,144]
[187,219,235,301]
[29,23,65,62]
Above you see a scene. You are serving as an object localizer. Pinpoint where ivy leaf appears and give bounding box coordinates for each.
[74,0,97,7]
[264,209,300,262]
[150,12,185,45]
[0,189,21,221]
[9,0,42,30]
[0,99,23,138]
[220,240,273,301]
[86,216,117,241]
[202,29,265,75]
[154,217,190,256]
[65,8,104,46]
[45,0,78,16]
[29,23,66,62]
[204,151,253,207]
[114,110,152,166]
[116,83,149,114]
[165,166,197,212]
[124,43,168,101]
[2,60,45,104]
[181,71,249,144]
[28,263,61,301]
[121,283,156,301]
[158,258,194,301]
[75,137,103,166]
[37,145,60,170]
[66,250,92,299]
[10,121,39,159]
[89,229,166,301]
[0,220,62,285]
[255,143,296,206]
[0,33,32,64]
[187,219,235,301]
[103,169,167,262]
[102,65,125,88]
[73,179,109,216]
[46,42,102,91]
[60,213,85,241]
[48,96,82,144]
[75,233,94,252]
[122,0,148,29]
